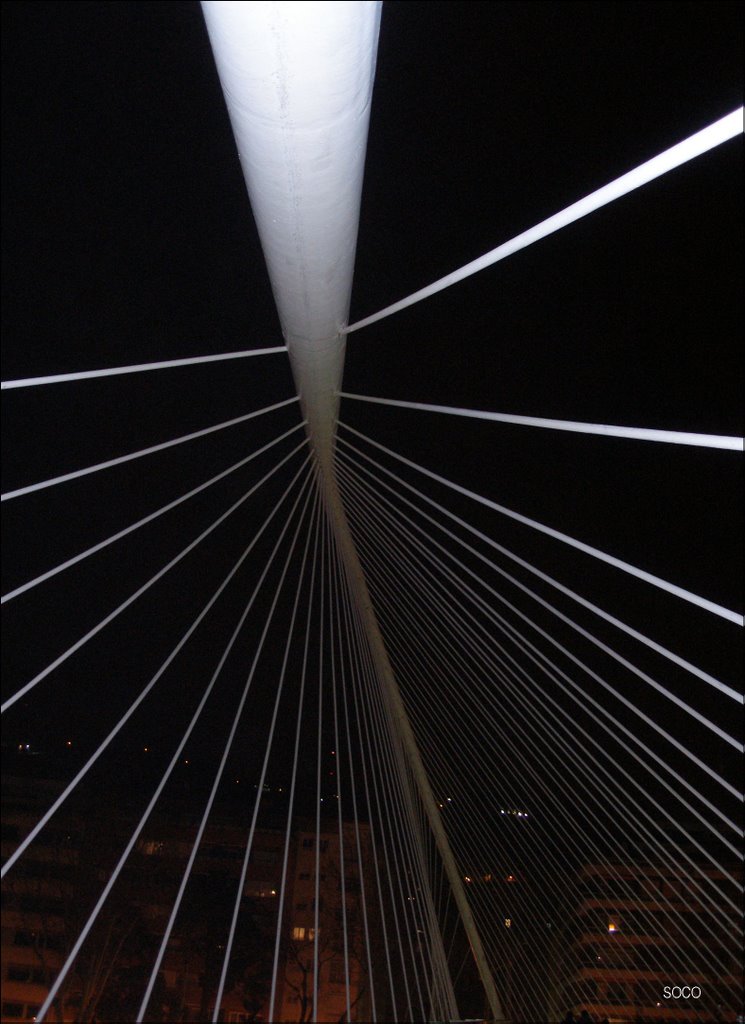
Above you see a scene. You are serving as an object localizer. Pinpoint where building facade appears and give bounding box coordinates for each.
[2,775,375,1023]
[554,861,742,1024]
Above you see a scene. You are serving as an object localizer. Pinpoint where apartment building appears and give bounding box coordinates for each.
[555,861,742,1024]
[2,775,375,1022]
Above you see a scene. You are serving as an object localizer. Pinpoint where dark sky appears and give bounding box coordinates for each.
[1,1,742,833]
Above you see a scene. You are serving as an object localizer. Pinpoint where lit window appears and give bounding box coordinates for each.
[292,926,305,940]
[308,927,320,940]
[141,840,164,855]
[608,916,621,933]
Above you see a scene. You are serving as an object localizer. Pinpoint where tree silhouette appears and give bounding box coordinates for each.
[171,871,273,1022]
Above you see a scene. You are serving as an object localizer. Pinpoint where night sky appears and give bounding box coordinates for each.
[2,0,742,839]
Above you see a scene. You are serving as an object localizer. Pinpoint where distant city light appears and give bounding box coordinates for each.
[504,918,512,928]
[497,807,531,821]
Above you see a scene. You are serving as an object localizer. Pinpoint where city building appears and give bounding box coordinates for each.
[2,774,375,1023]
[554,861,742,1024]
[275,823,375,1023]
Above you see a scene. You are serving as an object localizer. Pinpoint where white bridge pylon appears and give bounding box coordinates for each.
[200,2,504,1021]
